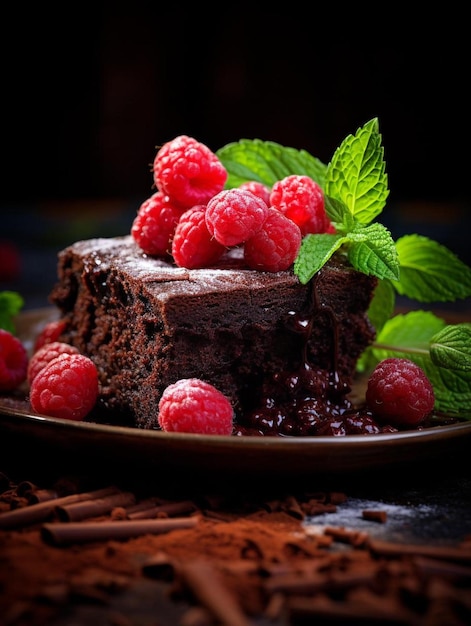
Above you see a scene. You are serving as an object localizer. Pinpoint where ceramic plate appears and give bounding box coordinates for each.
[1,308,470,479]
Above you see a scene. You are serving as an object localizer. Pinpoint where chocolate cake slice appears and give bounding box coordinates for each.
[49,235,377,431]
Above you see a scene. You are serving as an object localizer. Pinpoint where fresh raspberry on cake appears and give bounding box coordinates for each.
[131,191,183,256]
[270,174,333,235]
[205,188,269,247]
[172,205,226,269]
[153,135,227,210]
[27,341,80,385]
[365,358,435,426]
[0,329,28,391]
[158,378,234,435]
[244,209,302,272]
[238,181,271,206]
[30,353,99,420]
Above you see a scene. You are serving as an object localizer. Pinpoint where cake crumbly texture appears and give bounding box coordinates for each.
[49,235,377,430]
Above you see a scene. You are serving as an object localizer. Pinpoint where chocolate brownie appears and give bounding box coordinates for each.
[49,235,377,430]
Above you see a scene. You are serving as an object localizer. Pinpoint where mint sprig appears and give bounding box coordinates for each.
[217,119,471,415]
[0,291,24,334]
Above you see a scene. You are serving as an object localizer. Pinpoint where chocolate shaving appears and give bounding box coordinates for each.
[362,509,388,523]
[41,515,200,545]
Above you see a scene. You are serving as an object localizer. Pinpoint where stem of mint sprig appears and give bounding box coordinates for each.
[217,118,471,415]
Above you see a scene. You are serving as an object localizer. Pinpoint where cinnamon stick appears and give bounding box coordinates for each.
[41,515,200,545]
[179,560,251,626]
[128,499,197,520]
[56,491,136,521]
[0,486,121,529]
[368,538,471,564]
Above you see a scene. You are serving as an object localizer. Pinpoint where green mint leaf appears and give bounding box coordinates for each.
[394,234,471,302]
[0,291,24,334]
[324,118,389,225]
[216,139,327,189]
[367,278,396,335]
[347,222,400,280]
[294,233,347,284]
[430,324,471,372]
[356,277,396,374]
[367,311,471,414]
[324,195,355,231]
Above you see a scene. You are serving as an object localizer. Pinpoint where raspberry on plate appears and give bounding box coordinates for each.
[365,358,435,426]
[153,135,227,210]
[270,174,332,236]
[27,341,80,385]
[158,378,234,435]
[172,205,226,269]
[205,188,269,247]
[131,191,183,256]
[244,209,302,272]
[33,319,68,352]
[29,353,99,421]
[0,329,28,391]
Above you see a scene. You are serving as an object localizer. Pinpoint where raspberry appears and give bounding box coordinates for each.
[34,319,68,352]
[238,181,271,206]
[153,135,227,210]
[365,358,435,426]
[172,206,225,269]
[131,191,183,256]
[244,209,302,272]
[270,174,332,236]
[205,188,269,247]
[0,329,28,391]
[30,353,99,421]
[158,378,234,435]
[27,341,79,385]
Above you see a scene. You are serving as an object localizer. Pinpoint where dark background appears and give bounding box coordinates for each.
[2,5,470,309]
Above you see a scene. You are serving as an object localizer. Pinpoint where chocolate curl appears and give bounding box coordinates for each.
[368,538,471,564]
[56,491,136,522]
[179,560,251,626]
[128,499,197,520]
[42,515,200,546]
[362,509,387,523]
[0,486,121,529]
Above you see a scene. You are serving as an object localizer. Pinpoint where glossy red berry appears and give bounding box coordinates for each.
[206,188,269,247]
[172,205,226,269]
[153,135,227,209]
[238,181,271,206]
[131,191,183,256]
[0,329,28,391]
[27,341,80,385]
[270,174,332,236]
[33,319,68,352]
[158,378,234,435]
[244,209,302,272]
[365,358,435,426]
[30,353,99,421]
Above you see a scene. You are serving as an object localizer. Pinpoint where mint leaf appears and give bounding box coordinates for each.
[0,291,24,334]
[347,222,399,280]
[324,118,389,225]
[394,234,471,302]
[324,195,355,231]
[430,324,471,372]
[216,139,327,189]
[294,233,347,284]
